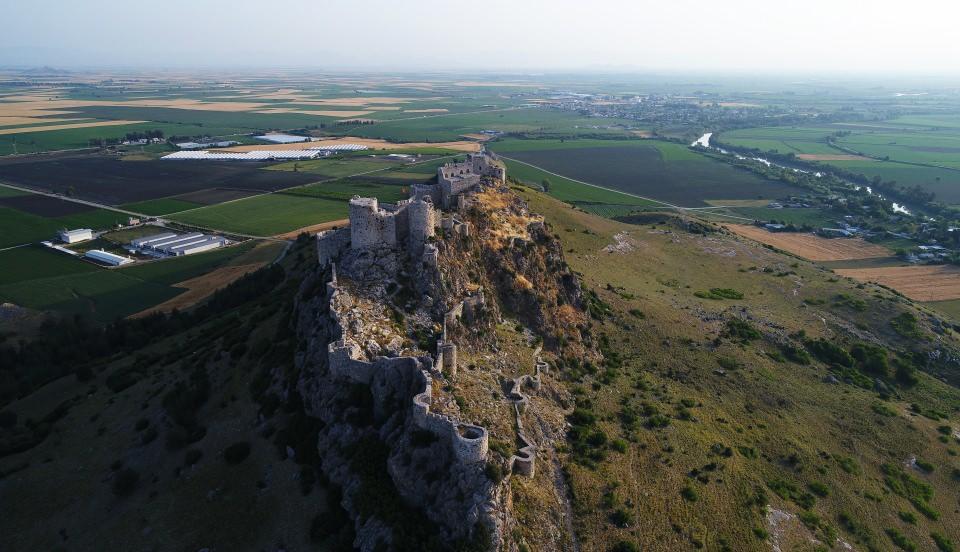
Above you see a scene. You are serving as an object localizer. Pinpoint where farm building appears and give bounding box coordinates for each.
[130,231,226,257]
[58,228,93,244]
[85,249,133,266]
[255,133,311,144]
[308,144,369,152]
[175,140,239,149]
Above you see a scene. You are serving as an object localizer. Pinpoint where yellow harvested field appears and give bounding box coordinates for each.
[130,263,266,318]
[834,265,960,302]
[404,108,448,113]
[631,130,653,138]
[796,154,873,161]
[0,119,146,135]
[273,219,349,240]
[726,224,892,261]
[223,137,481,153]
[460,133,494,141]
[0,116,86,127]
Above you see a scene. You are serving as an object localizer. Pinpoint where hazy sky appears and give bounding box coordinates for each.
[2,0,958,74]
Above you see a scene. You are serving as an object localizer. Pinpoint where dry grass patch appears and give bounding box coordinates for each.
[835,265,960,302]
[272,218,349,240]
[130,262,265,317]
[727,224,892,261]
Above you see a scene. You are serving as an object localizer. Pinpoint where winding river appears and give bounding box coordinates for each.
[692,132,911,215]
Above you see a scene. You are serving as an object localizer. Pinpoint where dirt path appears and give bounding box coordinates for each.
[272,219,349,239]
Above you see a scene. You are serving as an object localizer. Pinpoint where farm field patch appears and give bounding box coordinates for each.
[0,204,127,248]
[0,156,319,204]
[503,158,659,212]
[0,193,98,217]
[0,242,257,322]
[170,193,348,236]
[119,197,203,215]
[494,139,799,207]
[339,109,635,142]
[265,157,401,178]
[170,188,262,206]
[0,246,98,286]
[835,265,960,302]
[0,119,146,136]
[726,224,893,261]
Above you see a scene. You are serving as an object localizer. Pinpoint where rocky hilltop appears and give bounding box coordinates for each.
[292,161,597,551]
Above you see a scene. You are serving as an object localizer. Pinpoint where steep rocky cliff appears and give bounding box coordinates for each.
[291,185,597,551]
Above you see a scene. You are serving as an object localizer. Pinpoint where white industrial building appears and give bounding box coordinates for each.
[59,228,93,244]
[255,133,311,144]
[85,249,133,266]
[162,150,324,161]
[130,231,227,257]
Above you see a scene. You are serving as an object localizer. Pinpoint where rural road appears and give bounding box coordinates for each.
[496,155,757,222]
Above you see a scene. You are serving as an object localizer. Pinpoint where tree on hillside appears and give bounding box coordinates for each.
[541,178,551,192]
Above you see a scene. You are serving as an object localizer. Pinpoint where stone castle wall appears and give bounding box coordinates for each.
[324,264,488,466]
[317,227,352,268]
[349,196,399,249]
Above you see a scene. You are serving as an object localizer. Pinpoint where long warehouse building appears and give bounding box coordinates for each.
[130,231,227,257]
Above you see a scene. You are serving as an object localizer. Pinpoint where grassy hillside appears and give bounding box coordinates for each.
[518,187,960,552]
[0,237,348,550]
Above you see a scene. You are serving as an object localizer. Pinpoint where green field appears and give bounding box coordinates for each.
[0,241,259,322]
[718,127,837,155]
[0,204,127,248]
[718,122,960,203]
[493,138,800,207]
[171,192,349,235]
[504,159,659,212]
[0,246,98,285]
[265,157,401,178]
[0,121,244,156]
[119,198,202,216]
[339,108,636,142]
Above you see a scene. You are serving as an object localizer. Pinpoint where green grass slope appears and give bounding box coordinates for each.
[519,188,960,552]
